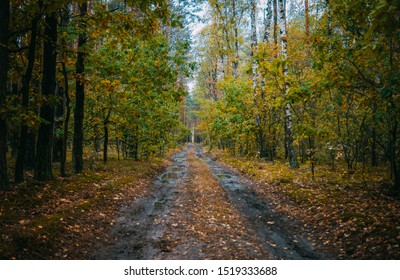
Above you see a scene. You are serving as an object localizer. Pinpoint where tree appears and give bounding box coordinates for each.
[232,0,240,81]
[60,4,72,177]
[264,0,272,42]
[250,0,268,158]
[15,12,39,183]
[72,2,88,174]
[278,0,299,168]
[0,0,10,189]
[34,11,58,181]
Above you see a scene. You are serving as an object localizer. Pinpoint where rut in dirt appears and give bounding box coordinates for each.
[194,145,325,260]
[92,149,189,259]
[92,144,325,260]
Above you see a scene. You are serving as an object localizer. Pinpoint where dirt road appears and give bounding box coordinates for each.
[93,144,324,260]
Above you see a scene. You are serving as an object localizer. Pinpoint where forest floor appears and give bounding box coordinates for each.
[92,143,322,259]
[1,144,399,259]
[209,148,400,259]
[0,154,170,259]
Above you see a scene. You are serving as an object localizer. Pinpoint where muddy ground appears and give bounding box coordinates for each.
[92,144,325,260]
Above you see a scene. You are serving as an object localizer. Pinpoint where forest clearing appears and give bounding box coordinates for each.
[0,0,399,260]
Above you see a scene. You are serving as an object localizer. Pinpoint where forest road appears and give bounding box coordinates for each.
[92,143,325,260]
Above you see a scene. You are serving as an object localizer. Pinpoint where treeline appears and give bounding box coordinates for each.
[194,0,400,189]
[0,0,193,189]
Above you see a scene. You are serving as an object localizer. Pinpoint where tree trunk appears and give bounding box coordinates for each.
[250,0,258,96]
[0,0,10,189]
[250,0,267,158]
[166,0,172,43]
[103,110,111,163]
[122,137,127,159]
[326,0,332,52]
[273,0,278,46]
[53,87,64,163]
[232,0,239,82]
[25,131,36,169]
[278,0,299,168]
[15,17,39,183]
[103,124,108,163]
[72,2,88,174]
[60,4,71,176]
[305,0,311,57]
[34,13,58,181]
[264,0,272,42]
[116,138,120,160]
[60,62,70,177]
[371,127,378,166]
[261,0,272,94]
[211,67,218,100]
[390,117,400,191]
[308,135,315,180]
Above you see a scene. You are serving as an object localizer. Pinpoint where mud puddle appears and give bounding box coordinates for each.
[194,145,326,260]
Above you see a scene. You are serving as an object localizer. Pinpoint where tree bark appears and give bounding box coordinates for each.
[25,131,36,169]
[232,0,239,82]
[53,85,64,163]
[305,0,311,57]
[326,0,332,52]
[103,110,111,163]
[261,0,272,95]
[72,2,88,174]
[278,0,299,168]
[34,13,58,181]
[166,0,172,43]
[103,124,109,163]
[389,117,399,190]
[60,62,70,177]
[116,137,120,160]
[15,17,39,183]
[250,0,258,92]
[251,0,267,158]
[273,0,278,46]
[264,0,272,43]
[0,0,10,189]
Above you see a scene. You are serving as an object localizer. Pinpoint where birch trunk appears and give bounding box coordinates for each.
[232,0,239,82]
[264,0,272,43]
[251,0,267,158]
[273,0,278,46]
[261,0,272,95]
[278,0,299,168]
[250,0,258,93]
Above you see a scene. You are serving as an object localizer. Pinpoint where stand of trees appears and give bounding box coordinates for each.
[0,0,195,189]
[194,0,400,189]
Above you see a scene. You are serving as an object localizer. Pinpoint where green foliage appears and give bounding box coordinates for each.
[1,0,193,186]
[193,0,400,188]
[81,4,192,160]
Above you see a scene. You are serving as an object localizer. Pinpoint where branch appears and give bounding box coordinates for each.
[346,58,380,93]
